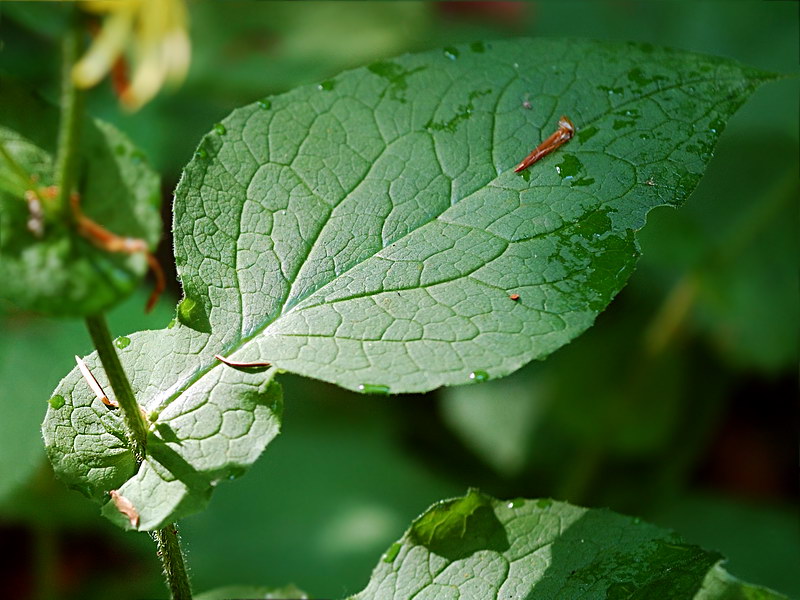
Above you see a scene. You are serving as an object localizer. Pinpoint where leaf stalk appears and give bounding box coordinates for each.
[53,12,85,223]
[84,314,148,461]
[152,525,193,600]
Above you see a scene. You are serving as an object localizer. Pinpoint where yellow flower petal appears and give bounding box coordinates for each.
[72,9,135,88]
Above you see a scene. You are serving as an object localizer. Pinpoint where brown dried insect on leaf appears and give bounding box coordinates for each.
[514,115,575,173]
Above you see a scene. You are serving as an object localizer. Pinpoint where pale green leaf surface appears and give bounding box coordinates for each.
[0,81,161,316]
[43,39,772,529]
[172,38,770,394]
[350,491,787,600]
[42,327,282,530]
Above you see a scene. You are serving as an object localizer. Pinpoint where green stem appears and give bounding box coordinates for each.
[152,525,193,600]
[53,13,84,222]
[84,314,193,599]
[58,13,193,599]
[85,314,148,461]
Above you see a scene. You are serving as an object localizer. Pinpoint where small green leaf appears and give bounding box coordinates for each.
[0,289,172,505]
[351,491,788,600]
[43,350,282,530]
[0,81,161,316]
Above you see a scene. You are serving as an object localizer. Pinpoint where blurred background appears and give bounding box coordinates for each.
[0,2,797,599]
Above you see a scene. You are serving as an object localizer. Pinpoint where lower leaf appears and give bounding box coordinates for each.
[351,490,787,600]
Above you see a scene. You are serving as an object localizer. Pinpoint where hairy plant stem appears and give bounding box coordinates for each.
[53,14,84,223]
[152,526,193,600]
[85,315,193,599]
[85,314,149,461]
[56,15,192,598]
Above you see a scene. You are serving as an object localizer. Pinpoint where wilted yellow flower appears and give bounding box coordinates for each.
[72,0,190,111]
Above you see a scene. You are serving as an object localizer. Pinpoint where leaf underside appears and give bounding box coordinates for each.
[43,39,772,529]
[350,491,787,600]
[0,81,161,316]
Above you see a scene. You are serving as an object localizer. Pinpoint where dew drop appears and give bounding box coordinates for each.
[507,498,524,509]
[114,336,131,349]
[318,80,335,91]
[130,150,146,164]
[49,395,66,409]
[443,46,460,60]
[517,170,530,182]
[469,41,485,53]
[194,147,208,159]
[257,98,272,110]
[213,122,226,135]
[536,498,553,509]
[383,542,402,563]
[114,144,127,156]
[469,370,489,383]
[167,318,176,329]
[358,383,390,395]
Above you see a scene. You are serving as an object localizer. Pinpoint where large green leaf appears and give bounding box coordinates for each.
[351,490,787,600]
[172,38,771,394]
[43,39,774,529]
[0,81,161,316]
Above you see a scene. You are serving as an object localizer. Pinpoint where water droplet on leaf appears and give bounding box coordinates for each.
[318,80,335,91]
[114,336,131,349]
[49,395,65,409]
[257,99,271,110]
[555,154,582,179]
[469,41,485,53]
[383,542,402,563]
[443,46,460,60]
[358,383,390,395]
[469,370,489,383]
[213,122,226,135]
[536,498,553,509]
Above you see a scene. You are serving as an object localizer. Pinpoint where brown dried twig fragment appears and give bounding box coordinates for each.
[109,490,140,528]
[75,355,119,409]
[214,354,272,369]
[70,192,165,312]
[514,115,575,173]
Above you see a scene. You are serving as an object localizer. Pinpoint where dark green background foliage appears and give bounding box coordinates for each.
[0,2,797,599]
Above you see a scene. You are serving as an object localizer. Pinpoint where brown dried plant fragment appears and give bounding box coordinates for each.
[69,191,165,311]
[75,355,119,409]
[109,490,140,528]
[214,354,272,369]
